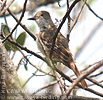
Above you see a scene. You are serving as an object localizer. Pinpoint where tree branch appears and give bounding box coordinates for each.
[50,0,81,57]
[0,0,14,15]
[2,0,28,43]
[7,8,36,40]
[86,2,103,21]
[0,39,30,100]
[65,59,103,96]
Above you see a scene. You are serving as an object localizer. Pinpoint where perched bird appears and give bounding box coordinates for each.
[28,11,87,88]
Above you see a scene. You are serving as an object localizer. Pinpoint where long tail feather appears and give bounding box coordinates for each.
[70,62,87,88]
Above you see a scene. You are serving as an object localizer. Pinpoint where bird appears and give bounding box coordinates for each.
[28,11,87,88]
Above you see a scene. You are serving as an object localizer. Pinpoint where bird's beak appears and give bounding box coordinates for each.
[28,17,35,20]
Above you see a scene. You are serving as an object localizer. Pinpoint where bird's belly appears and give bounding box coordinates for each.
[36,37,46,55]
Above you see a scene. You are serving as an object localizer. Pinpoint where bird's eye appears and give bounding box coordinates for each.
[41,14,43,16]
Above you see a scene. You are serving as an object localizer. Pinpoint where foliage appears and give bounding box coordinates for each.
[1,24,26,52]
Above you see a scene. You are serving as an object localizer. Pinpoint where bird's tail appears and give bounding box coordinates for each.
[70,62,87,88]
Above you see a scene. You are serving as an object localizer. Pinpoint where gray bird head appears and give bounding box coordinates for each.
[28,11,54,31]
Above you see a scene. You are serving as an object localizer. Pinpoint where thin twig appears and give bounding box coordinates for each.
[0,0,6,11]
[2,31,103,97]
[89,71,103,78]
[32,81,57,95]
[0,0,14,15]
[7,8,36,40]
[50,0,81,57]
[54,60,103,97]
[7,39,45,61]
[55,72,65,95]
[16,57,23,71]
[22,69,39,88]
[86,2,103,21]
[66,0,71,42]
[85,87,103,97]
[66,59,103,96]
[68,0,86,35]
[86,77,103,88]
[16,46,55,78]
[2,0,27,43]
[3,13,10,33]
[11,47,55,88]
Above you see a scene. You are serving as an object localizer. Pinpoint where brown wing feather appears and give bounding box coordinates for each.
[39,31,87,88]
[53,45,87,88]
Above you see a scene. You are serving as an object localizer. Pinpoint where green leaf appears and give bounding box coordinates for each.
[5,32,26,52]
[29,24,36,33]
[1,23,10,36]
[1,24,26,52]
[1,24,11,51]
[4,41,11,51]
[87,0,95,5]
[12,32,26,52]
[24,64,28,71]
[73,88,77,95]
[4,40,17,51]
[16,32,26,46]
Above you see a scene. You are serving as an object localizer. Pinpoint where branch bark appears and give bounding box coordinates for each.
[0,39,29,100]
